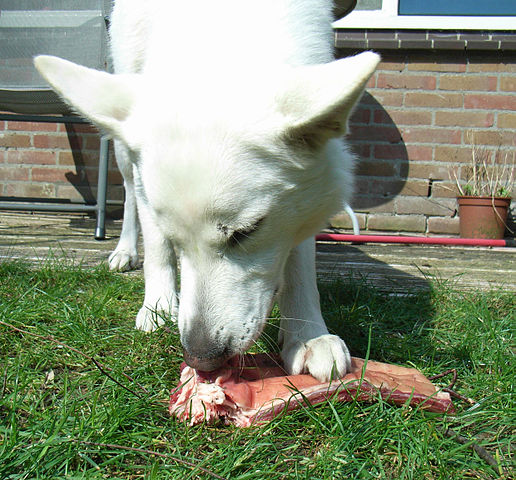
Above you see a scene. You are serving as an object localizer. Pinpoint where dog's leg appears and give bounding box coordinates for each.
[133,173,178,332]
[277,237,351,382]
[108,140,139,271]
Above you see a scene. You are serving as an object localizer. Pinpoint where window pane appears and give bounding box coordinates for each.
[399,0,516,16]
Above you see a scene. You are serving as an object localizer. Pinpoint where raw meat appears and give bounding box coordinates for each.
[169,354,454,427]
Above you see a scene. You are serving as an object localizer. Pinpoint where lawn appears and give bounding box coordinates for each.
[0,259,514,479]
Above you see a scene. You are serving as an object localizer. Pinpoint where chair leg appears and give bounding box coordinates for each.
[95,135,109,240]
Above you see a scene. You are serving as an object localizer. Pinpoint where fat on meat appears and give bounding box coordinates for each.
[169,353,454,427]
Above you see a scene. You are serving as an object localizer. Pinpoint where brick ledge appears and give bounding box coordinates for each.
[335,30,516,51]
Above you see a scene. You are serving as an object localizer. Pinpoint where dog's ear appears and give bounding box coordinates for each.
[34,55,138,142]
[278,51,380,148]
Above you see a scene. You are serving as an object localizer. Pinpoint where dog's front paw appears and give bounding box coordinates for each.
[108,247,138,272]
[281,334,352,382]
[135,305,165,332]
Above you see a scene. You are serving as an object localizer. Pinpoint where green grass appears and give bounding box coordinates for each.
[0,259,514,479]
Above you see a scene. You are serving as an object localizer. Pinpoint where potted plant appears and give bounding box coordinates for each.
[451,144,514,239]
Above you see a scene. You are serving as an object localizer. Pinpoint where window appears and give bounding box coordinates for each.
[333,0,516,29]
[399,0,516,17]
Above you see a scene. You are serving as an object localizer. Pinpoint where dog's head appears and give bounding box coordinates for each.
[35,52,379,370]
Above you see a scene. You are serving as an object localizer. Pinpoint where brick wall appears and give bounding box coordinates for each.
[1,49,515,236]
[0,120,124,212]
[331,49,516,236]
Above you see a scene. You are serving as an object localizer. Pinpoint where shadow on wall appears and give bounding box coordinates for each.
[63,123,97,205]
[62,123,125,217]
[347,91,410,211]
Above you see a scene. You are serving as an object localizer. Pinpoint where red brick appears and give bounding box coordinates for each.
[401,127,461,145]
[435,146,473,163]
[494,148,515,164]
[369,179,428,197]
[352,197,396,213]
[84,136,101,150]
[427,217,460,235]
[349,143,371,159]
[405,145,433,161]
[374,109,432,126]
[500,76,516,92]
[349,125,403,143]
[463,130,516,147]
[33,134,83,150]
[405,92,463,108]
[329,211,366,230]
[408,58,466,73]
[434,111,495,128]
[356,160,397,177]
[408,163,450,181]
[70,168,107,185]
[7,150,57,165]
[366,75,376,89]
[498,113,516,129]
[367,90,404,107]
[374,144,407,160]
[353,178,371,196]
[439,75,497,92]
[398,180,431,197]
[0,133,31,148]
[350,108,371,124]
[31,167,71,183]
[7,121,58,132]
[55,184,95,202]
[58,151,100,167]
[464,94,516,111]
[377,73,436,90]
[396,197,455,216]
[431,181,461,198]
[467,57,516,73]
[368,214,426,232]
[5,182,56,198]
[378,56,405,72]
[0,165,30,181]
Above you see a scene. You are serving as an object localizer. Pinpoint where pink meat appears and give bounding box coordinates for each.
[169,354,454,427]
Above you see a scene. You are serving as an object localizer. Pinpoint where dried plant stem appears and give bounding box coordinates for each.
[439,428,506,476]
[453,133,515,198]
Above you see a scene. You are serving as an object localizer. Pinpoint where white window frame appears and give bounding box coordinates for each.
[333,0,516,30]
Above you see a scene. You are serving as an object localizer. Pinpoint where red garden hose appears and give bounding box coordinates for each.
[315,233,515,247]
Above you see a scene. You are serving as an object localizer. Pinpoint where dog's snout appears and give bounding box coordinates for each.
[181,324,233,371]
[182,347,230,372]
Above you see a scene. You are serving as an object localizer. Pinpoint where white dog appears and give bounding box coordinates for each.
[35,0,379,381]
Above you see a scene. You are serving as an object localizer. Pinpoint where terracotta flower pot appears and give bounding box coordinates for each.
[457,196,512,239]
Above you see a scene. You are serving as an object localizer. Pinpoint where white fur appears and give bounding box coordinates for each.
[34,0,379,381]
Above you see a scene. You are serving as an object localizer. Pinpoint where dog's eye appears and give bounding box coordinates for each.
[227,218,264,248]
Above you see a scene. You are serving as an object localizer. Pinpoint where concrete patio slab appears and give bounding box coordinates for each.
[1,212,514,292]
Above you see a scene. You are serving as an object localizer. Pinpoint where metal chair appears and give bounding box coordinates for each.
[0,0,112,239]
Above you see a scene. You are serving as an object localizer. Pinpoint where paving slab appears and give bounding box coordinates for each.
[1,212,514,292]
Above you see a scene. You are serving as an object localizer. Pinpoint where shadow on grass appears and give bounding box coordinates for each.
[315,244,443,366]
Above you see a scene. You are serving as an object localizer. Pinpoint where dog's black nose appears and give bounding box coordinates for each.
[182,347,230,372]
